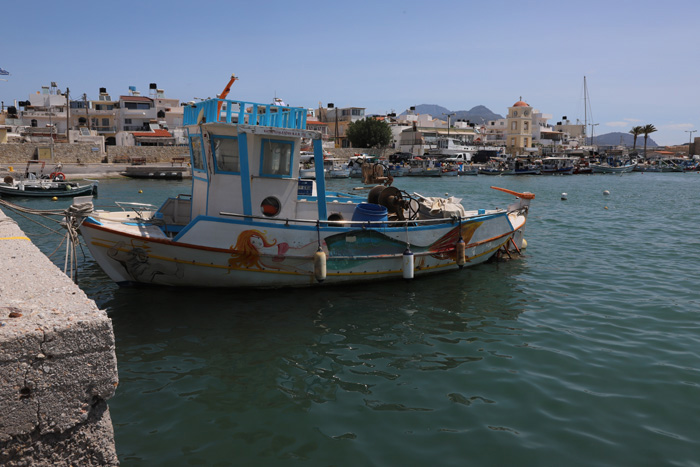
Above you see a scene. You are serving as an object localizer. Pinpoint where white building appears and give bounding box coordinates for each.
[118,88,157,132]
[23,83,69,138]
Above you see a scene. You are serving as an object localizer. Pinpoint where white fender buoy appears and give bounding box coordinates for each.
[521,238,527,249]
[402,247,414,279]
[603,190,610,196]
[561,192,568,200]
[456,238,466,268]
[313,248,326,283]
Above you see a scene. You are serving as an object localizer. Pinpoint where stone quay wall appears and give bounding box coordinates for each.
[0,209,119,466]
[0,143,106,165]
[106,146,189,164]
[0,142,390,167]
[0,143,190,166]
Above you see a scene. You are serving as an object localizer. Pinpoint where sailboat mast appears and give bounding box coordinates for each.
[583,76,587,144]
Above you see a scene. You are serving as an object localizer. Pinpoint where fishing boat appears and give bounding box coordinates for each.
[591,161,637,174]
[0,174,98,198]
[325,158,350,179]
[299,163,317,179]
[69,93,533,288]
[458,164,479,176]
[633,160,680,172]
[479,158,513,175]
[540,157,575,175]
[511,158,541,175]
[441,164,460,176]
[406,158,442,177]
[386,163,408,177]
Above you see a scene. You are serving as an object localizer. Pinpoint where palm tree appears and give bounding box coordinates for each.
[641,124,657,159]
[629,126,643,151]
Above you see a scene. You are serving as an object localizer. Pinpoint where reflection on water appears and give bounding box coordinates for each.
[105,261,531,464]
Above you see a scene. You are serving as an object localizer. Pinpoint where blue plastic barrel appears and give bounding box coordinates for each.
[351,203,388,226]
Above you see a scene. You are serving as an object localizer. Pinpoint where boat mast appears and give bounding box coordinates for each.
[583,76,587,145]
[583,76,594,147]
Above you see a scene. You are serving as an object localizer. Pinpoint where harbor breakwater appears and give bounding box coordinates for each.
[0,209,119,466]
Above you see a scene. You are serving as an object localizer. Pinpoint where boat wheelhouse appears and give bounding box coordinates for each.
[72,94,533,288]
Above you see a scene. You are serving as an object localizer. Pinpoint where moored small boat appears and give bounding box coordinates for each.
[540,156,575,175]
[591,161,637,174]
[0,176,98,198]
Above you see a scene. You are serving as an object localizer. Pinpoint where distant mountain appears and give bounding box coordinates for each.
[452,106,504,124]
[408,104,451,117]
[403,104,504,124]
[594,132,658,148]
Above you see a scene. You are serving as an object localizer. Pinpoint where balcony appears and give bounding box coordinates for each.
[123,125,151,132]
[93,126,117,133]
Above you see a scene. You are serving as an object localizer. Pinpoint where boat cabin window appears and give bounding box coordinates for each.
[260,139,293,177]
[212,136,240,173]
[189,135,205,171]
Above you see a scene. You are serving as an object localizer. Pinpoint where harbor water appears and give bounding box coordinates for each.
[7,172,700,466]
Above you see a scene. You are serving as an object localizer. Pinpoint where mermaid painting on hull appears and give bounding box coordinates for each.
[227,229,313,274]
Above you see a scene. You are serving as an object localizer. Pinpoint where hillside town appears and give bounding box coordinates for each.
[0,81,696,169]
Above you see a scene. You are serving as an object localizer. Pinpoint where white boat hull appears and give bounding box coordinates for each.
[79,207,528,288]
[591,163,636,174]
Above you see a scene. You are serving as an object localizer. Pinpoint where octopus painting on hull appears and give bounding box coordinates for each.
[107,240,184,283]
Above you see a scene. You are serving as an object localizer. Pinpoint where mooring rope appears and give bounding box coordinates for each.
[0,198,93,281]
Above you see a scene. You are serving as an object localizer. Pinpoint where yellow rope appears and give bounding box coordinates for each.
[0,236,30,241]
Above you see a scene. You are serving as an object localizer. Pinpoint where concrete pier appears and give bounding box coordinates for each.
[0,209,119,466]
[120,164,191,180]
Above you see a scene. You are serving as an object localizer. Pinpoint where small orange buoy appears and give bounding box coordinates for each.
[51,196,58,201]
[138,190,143,193]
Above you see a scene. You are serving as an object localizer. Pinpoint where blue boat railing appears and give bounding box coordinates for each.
[184,98,307,129]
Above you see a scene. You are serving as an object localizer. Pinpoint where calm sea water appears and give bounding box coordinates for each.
[7,173,700,466]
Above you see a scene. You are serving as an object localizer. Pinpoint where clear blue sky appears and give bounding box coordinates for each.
[1,0,697,146]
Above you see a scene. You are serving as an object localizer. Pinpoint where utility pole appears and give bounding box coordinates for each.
[445,113,455,137]
[66,87,70,141]
[83,93,90,130]
[686,130,697,156]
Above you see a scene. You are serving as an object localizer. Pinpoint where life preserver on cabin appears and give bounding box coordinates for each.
[50,172,66,181]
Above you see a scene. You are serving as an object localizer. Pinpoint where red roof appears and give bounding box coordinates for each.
[513,100,529,107]
[132,129,172,137]
[120,95,153,102]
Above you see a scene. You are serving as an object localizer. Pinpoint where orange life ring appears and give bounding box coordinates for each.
[50,172,66,181]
